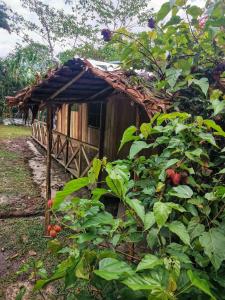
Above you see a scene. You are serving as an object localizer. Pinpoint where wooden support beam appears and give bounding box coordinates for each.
[44,104,53,235]
[47,67,88,101]
[98,102,107,186]
[84,86,112,102]
[65,104,71,164]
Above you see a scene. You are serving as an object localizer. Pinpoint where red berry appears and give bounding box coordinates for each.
[166,168,175,178]
[49,230,57,238]
[171,173,181,186]
[53,225,62,233]
[47,199,53,208]
[47,225,52,232]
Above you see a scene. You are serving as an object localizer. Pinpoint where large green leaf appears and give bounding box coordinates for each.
[199,228,225,270]
[106,176,126,199]
[190,78,209,96]
[157,112,190,125]
[187,270,216,300]
[129,141,151,159]
[167,221,190,245]
[144,211,156,230]
[53,177,89,209]
[187,5,203,18]
[125,198,145,223]
[156,2,171,21]
[83,212,114,228]
[94,258,134,280]
[119,126,138,151]
[153,202,172,227]
[140,123,152,139]
[198,132,217,147]
[137,254,163,271]
[169,185,193,199]
[122,274,161,291]
[203,119,225,137]
[165,68,182,88]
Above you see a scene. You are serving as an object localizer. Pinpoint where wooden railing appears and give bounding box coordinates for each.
[32,120,99,178]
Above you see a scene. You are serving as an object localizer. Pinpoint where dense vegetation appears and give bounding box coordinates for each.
[1,0,225,298]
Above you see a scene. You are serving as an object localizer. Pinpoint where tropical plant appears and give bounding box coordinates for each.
[24,112,225,299]
[102,0,225,117]
[0,43,52,116]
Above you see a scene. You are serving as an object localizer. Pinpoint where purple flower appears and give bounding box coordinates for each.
[148,17,155,29]
[101,29,112,42]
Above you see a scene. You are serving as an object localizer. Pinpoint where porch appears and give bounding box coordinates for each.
[32,119,99,178]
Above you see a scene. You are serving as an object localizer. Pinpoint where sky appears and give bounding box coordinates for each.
[0,0,205,58]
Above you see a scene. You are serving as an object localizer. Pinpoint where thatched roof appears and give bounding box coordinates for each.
[6,58,171,117]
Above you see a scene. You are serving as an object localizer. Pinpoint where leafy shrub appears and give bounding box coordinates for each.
[33,112,225,299]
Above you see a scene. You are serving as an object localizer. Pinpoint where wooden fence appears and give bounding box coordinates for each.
[32,120,99,177]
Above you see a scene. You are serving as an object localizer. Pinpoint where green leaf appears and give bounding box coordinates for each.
[83,212,114,228]
[165,68,182,88]
[167,202,186,212]
[153,202,172,227]
[187,6,203,18]
[106,176,126,199]
[199,228,225,270]
[129,141,151,159]
[167,221,190,245]
[198,132,217,147]
[157,2,171,21]
[144,212,156,230]
[125,198,145,223]
[187,270,216,300]
[88,158,102,183]
[53,177,89,209]
[140,123,151,139]
[122,274,161,291]
[119,125,138,151]
[15,287,26,300]
[91,188,109,201]
[211,100,225,116]
[203,119,225,137]
[190,78,209,96]
[157,112,190,125]
[169,185,193,199]
[137,254,163,271]
[94,258,134,280]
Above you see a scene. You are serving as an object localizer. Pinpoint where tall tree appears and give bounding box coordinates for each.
[9,0,94,61]
[0,43,52,116]
[0,1,10,32]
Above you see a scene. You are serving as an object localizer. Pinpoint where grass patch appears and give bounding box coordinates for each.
[0,125,31,139]
[0,148,38,197]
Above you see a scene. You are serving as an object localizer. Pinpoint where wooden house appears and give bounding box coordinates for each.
[7,58,169,232]
[7,58,169,178]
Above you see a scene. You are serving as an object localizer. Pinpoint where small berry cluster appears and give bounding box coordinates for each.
[198,16,208,29]
[48,224,62,238]
[166,168,189,186]
[101,29,112,42]
[148,17,155,29]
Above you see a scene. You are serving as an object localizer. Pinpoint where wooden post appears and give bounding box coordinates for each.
[65,104,71,165]
[98,102,107,159]
[98,102,106,186]
[135,103,140,130]
[44,104,53,235]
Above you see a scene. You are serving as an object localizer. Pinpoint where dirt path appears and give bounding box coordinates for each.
[0,126,70,299]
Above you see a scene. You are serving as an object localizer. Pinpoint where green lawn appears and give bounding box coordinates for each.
[0,124,31,139]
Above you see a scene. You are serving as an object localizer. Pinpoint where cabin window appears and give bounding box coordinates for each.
[71,104,79,112]
[88,103,101,129]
